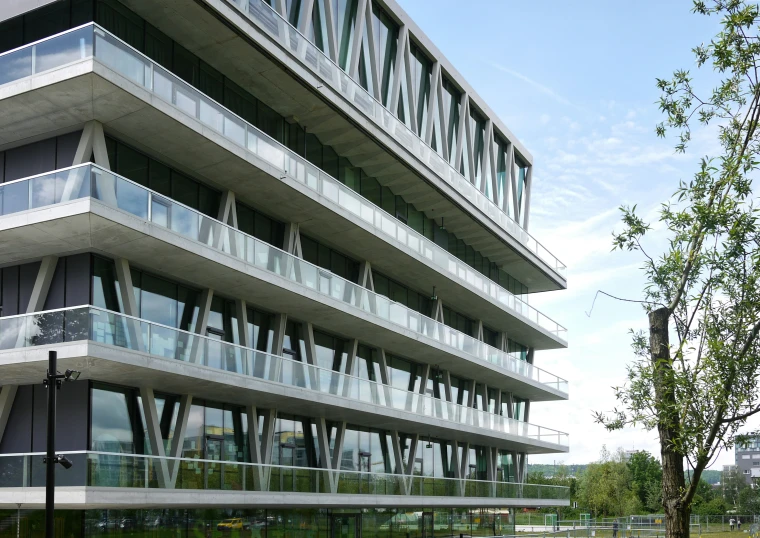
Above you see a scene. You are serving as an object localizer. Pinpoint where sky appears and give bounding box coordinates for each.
[395,0,751,468]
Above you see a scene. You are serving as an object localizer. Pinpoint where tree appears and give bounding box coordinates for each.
[738,486,760,514]
[628,451,663,512]
[595,3,760,538]
[577,447,642,517]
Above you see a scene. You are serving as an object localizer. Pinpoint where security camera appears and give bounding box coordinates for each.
[64,370,81,381]
[57,455,73,469]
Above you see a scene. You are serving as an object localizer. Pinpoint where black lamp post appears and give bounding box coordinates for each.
[43,350,80,538]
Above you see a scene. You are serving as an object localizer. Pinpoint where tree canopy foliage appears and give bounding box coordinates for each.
[594,2,760,536]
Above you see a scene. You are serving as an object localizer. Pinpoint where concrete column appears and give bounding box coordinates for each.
[503,142,515,215]
[389,26,408,114]
[459,442,470,480]
[480,119,494,194]
[342,339,359,397]
[402,35,418,134]
[390,430,406,494]
[168,394,193,486]
[489,129,500,204]
[216,190,239,254]
[454,94,469,176]
[403,433,420,495]
[363,0,381,100]
[424,61,442,146]
[247,406,276,491]
[283,222,302,256]
[114,258,144,352]
[430,298,444,323]
[139,387,172,489]
[435,66,449,162]
[450,439,463,495]
[190,288,214,364]
[315,418,345,493]
[330,421,347,473]
[348,0,369,79]
[504,392,515,419]
[297,0,314,34]
[302,322,321,390]
[416,363,431,415]
[475,320,484,342]
[235,300,250,348]
[378,348,393,407]
[271,314,288,356]
[322,0,340,62]
[498,331,509,352]
[358,261,374,290]
[509,145,520,219]
[0,385,18,447]
[64,121,111,203]
[523,165,533,229]
[463,100,476,183]
[26,256,58,313]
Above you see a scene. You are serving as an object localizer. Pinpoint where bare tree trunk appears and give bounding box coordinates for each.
[649,307,689,538]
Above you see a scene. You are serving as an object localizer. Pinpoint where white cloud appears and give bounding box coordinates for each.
[487,61,575,108]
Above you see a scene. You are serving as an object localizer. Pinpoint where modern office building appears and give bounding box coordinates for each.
[0,0,569,535]
[734,435,760,486]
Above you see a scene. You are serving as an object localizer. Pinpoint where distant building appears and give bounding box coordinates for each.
[735,435,760,486]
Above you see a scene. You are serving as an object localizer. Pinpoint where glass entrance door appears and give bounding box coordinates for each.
[332,514,360,538]
[205,437,223,490]
[421,512,434,538]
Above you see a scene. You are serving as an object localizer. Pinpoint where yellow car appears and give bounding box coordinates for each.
[216,518,250,531]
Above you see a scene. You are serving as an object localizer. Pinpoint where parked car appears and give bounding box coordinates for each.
[217,518,250,531]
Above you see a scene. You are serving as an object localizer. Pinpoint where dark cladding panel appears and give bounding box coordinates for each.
[56,130,82,168]
[18,261,41,315]
[32,380,89,452]
[44,259,66,310]
[1,266,19,316]
[4,138,56,182]
[65,253,91,306]
[0,385,33,453]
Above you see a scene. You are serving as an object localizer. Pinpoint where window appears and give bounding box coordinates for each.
[743,454,751,460]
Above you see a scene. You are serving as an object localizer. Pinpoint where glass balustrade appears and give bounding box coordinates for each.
[0,306,569,447]
[0,163,569,395]
[0,23,567,310]
[0,451,571,500]
[227,0,567,277]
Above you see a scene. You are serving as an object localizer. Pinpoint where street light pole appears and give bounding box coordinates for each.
[45,350,58,538]
[43,351,80,538]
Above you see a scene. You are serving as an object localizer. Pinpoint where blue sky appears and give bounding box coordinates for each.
[396,0,738,467]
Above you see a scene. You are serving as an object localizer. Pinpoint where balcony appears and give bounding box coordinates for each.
[0,164,568,400]
[0,451,571,508]
[0,306,568,452]
[0,23,567,343]
[221,0,567,279]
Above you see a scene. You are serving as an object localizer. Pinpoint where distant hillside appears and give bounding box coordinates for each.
[527,465,722,485]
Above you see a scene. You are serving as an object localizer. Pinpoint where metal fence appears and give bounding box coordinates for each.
[513,514,760,537]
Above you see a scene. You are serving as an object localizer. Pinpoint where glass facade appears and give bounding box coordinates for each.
[0,0,568,524]
[0,0,531,300]
[0,507,515,537]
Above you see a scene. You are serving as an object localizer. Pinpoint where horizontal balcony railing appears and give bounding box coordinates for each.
[0,451,571,500]
[227,0,567,277]
[0,22,568,320]
[0,306,569,448]
[0,163,569,395]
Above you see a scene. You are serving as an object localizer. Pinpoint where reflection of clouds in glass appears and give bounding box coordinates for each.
[0,52,32,85]
[92,389,134,448]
